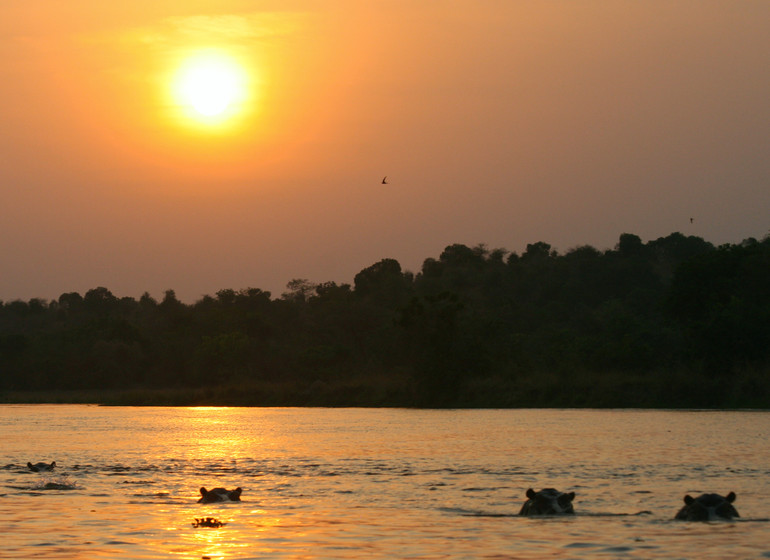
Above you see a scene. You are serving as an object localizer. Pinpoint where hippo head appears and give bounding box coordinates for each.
[27,461,56,472]
[675,492,739,521]
[198,487,243,503]
[519,488,576,516]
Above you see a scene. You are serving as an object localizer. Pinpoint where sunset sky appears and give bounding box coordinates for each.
[2,1,769,303]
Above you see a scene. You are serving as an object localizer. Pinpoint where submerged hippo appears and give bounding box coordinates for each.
[198,487,242,503]
[675,492,739,521]
[193,517,226,528]
[519,488,576,516]
[27,461,56,472]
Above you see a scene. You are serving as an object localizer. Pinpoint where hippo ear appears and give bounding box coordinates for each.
[200,487,208,497]
[231,487,242,500]
[526,488,537,499]
[27,462,33,469]
[683,495,694,505]
[566,492,575,502]
[726,492,736,503]
[51,462,56,468]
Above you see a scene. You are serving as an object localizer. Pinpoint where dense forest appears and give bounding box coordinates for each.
[1,232,769,408]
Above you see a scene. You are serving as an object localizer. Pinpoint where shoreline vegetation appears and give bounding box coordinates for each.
[2,232,769,409]
[2,367,769,408]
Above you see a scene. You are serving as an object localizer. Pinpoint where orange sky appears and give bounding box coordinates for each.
[2,1,769,302]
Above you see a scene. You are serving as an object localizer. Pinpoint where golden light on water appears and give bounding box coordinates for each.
[182,408,267,464]
[169,49,254,131]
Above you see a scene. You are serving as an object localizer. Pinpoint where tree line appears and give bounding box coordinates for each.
[1,232,769,407]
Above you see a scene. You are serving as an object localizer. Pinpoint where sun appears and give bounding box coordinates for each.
[171,50,250,126]
[180,61,237,117]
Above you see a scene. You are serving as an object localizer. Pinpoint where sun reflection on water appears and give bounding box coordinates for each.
[180,407,268,460]
[180,507,285,560]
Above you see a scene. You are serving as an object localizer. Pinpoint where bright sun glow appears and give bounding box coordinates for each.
[171,50,250,126]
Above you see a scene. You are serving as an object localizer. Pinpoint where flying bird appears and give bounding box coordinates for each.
[381,176,388,184]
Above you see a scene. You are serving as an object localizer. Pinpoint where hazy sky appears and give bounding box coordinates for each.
[2,1,769,303]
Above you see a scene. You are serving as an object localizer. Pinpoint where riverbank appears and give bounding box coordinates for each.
[2,367,768,408]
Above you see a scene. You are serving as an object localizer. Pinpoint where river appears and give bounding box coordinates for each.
[2,405,769,559]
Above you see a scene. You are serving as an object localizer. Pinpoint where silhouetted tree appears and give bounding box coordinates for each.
[354,258,412,307]
[1,231,769,407]
[617,233,644,256]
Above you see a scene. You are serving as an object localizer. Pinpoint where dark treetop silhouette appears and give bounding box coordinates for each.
[1,232,769,408]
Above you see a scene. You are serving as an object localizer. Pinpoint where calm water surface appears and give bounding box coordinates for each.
[2,406,769,559]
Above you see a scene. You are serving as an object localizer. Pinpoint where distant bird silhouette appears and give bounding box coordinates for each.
[381,176,388,184]
[690,218,694,223]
